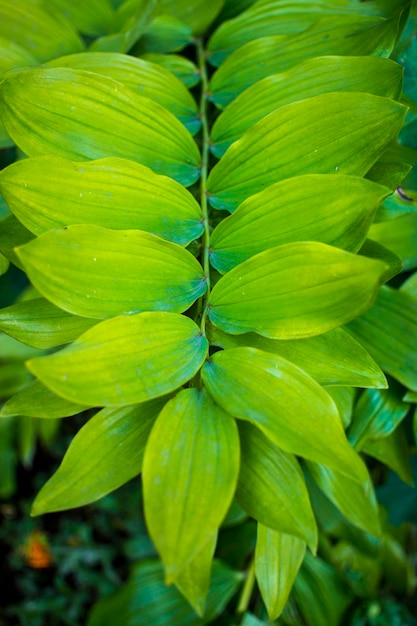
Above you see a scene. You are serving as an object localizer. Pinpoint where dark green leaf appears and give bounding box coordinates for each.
[363,426,414,485]
[370,212,417,271]
[27,312,208,406]
[358,238,403,283]
[0,214,34,269]
[160,0,224,35]
[141,52,200,87]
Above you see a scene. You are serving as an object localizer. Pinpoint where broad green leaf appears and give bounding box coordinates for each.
[209,175,389,272]
[143,388,239,580]
[0,68,201,187]
[0,36,38,72]
[363,426,414,485]
[174,534,217,616]
[0,298,97,349]
[1,156,203,245]
[90,0,160,53]
[347,286,417,391]
[365,143,413,189]
[326,387,356,430]
[201,348,367,482]
[32,399,166,515]
[0,252,9,275]
[255,527,306,621]
[1,379,89,419]
[208,242,387,339]
[207,324,387,389]
[349,382,410,448]
[206,93,406,211]
[0,215,34,269]
[45,53,200,135]
[358,238,403,283]
[209,16,400,107]
[401,271,417,299]
[293,552,353,626]
[160,0,224,35]
[27,312,208,406]
[141,52,200,87]
[305,462,381,537]
[0,362,30,400]
[138,15,193,54]
[16,225,206,319]
[370,212,417,271]
[87,560,243,626]
[208,0,405,65]
[218,0,257,22]
[0,0,84,63]
[210,56,403,156]
[0,333,42,361]
[46,0,115,36]
[237,421,317,550]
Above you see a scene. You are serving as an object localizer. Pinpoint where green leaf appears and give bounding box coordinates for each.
[137,15,193,54]
[210,56,403,156]
[0,298,97,349]
[206,93,406,211]
[0,0,84,63]
[0,252,9,275]
[208,242,387,339]
[358,238,403,283]
[401,271,417,299]
[209,16,400,107]
[160,0,224,35]
[174,534,217,616]
[141,52,200,88]
[326,387,356,430]
[27,312,208,406]
[201,347,367,482]
[255,527,306,621]
[0,35,38,72]
[347,286,417,392]
[87,559,243,626]
[1,379,89,418]
[0,332,43,361]
[293,552,353,626]
[305,462,381,537]
[209,175,389,272]
[370,213,417,271]
[0,68,201,187]
[0,214,34,269]
[32,399,166,515]
[363,426,414,486]
[16,225,206,319]
[44,53,200,135]
[236,421,317,550]
[207,324,387,389]
[143,388,239,580]
[349,382,410,448]
[1,156,203,245]
[0,362,30,400]
[46,0,115,36]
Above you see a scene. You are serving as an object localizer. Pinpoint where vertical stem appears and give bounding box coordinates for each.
[196,37,211,335]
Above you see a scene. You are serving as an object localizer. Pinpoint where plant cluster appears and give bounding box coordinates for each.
[0,0,417,624]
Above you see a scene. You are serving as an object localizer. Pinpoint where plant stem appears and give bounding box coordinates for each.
[237,558,256,614]
[196,37,211,336]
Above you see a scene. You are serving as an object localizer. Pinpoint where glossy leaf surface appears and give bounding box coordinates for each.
[211,56,403,155]
[209,175,389,271]
[1,156,203,245]
[237,422,317,550]
[255,527,305,621]
[207,325,387,389]
[0,68,200,187]
[143,388,239,580]
[202,348,367,482]
[209,242,387,339]
[207,93,406,211]
[16,225,206,319]
[27,312,208,406]
[32,400,166,514]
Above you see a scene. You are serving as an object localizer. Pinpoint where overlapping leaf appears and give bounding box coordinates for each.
[202,347,367,482]
[47,0,115,36]
[0,68,201,186]
[209,15,399,107]
[143,388,239,580]
[1,157,203,245]
[206,93,406,211]
[159,0,224,35]
[210,56,403,156]
[16,225,206,319]
[208,242,387,339]
[1,379,89,419]
[27,312,209,406]
[370,212,417,271]
[209,175,389,272]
